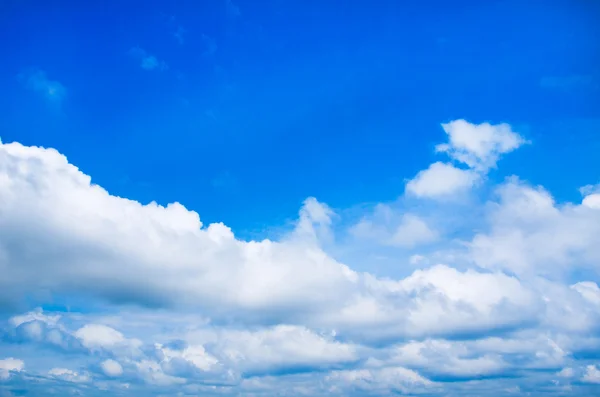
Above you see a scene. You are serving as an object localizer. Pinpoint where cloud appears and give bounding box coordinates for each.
[435,119,526,171]
[18,68,66,103]
[582,365,600,384]
[74,324,127,349]
[205,325,357,376]
[406,161,479,198]
[469,179,600,277]
[48,367,90,383]
[405,120,526,199]
[580,183,600,209]
[129,47,168,71]
[0,358,24,380]
[351,209,437,248]
[1,118,600,395]
[100,359,123,377]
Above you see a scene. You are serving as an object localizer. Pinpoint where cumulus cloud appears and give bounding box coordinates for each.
[100,359,123,377]
[469,179,600,277]
[1,118,599,395]
[0,358,24,380]
[582,365,600,384]
[406,161,479,198]
[129,47,168,71]
[405,120,526,199]
[17,68,66,102]
[435,119,526,171]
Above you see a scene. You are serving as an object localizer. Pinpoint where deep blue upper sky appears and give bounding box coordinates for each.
[1,0,598,236]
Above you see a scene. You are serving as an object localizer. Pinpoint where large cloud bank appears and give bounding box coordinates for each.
[0,120,599,396]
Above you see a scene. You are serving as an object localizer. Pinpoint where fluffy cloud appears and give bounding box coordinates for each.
[582,365,600,384]
[0,358,24,380]
[469,179,600,277]
[435,119,526,171]
[406,120,526,198]
[405,161,478,198]
[1,118,599,396]
[100,359,123,377]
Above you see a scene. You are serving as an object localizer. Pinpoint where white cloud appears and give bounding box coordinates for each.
[100,359,123,377]
[48,367,90,383]
[582,365,600,384]
[390,339,506,377]
[557,367,574,378]
[1,118,600,396]
[207,325,357,375]
[129,47,168,71]
[75,324,126,349]
[406,161,478,198]
[582,193,600,209]
[9,308,60,328]
[0,358,24,380]
[436,119,526,171]
[18,68,66,102]
[350,207,437,248]
[135,359,186,386]
[571,282,600,305]
[390,214,437,247]
[157,343,218,372]
[469,179,600,277]
[326,366,432,395]
[405,120,526,199]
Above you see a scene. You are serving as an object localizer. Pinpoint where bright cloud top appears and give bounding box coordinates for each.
[0,120,599,396]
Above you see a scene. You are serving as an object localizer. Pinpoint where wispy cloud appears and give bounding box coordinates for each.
[173,26,185,45]
[18,68,66,103]
[201,34,218,57]
[128,47,168,71]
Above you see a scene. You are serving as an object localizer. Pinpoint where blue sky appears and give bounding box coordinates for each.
[1,0,600,396]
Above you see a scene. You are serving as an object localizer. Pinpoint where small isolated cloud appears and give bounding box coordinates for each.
[18,68,66,103]
[436,119,526,171]
[405,120,527,199]
[129,47,168,71]
[100,359,123,377]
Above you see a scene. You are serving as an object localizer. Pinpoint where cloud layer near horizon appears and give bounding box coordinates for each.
[1,120,599,396]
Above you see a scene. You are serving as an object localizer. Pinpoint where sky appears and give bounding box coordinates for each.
[0,0,599,395]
